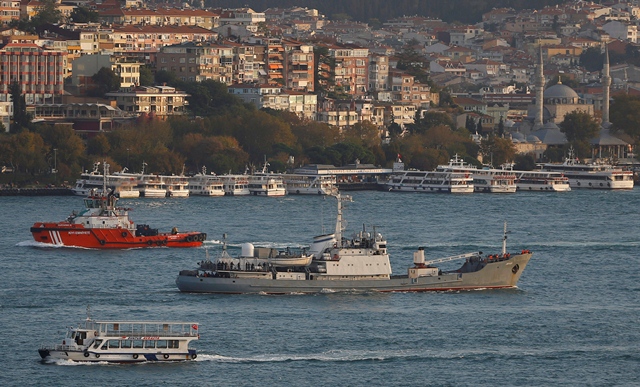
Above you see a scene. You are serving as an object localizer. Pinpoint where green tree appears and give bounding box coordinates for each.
[560,111,599,142]
[610,94,640,141]
[10,82,30,132]
[139,66,154,86]
[479,136,516,167]
[70,6,99,23]
[89,67,121,97]
[32,0,63,25]
[579,47,603,72]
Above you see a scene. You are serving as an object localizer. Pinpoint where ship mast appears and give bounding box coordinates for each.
[334,192,352,247]
[502,221,509,255]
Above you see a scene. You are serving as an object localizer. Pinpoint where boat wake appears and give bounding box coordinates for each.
[194,349,423,363]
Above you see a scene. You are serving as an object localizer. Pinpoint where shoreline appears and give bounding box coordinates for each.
[0,187,73,196]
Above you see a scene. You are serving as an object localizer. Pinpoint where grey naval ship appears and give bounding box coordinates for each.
[176,193,532,294]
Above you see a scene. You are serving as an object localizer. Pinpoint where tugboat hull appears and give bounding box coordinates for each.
[31,223,206,249]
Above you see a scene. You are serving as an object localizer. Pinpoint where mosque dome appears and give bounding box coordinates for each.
[526,135,542,143]
[544,83,579,104]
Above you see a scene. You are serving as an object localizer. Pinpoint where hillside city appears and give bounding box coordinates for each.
[2,0,640,183]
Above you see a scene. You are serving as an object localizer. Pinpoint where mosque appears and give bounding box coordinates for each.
[511,46,630,161]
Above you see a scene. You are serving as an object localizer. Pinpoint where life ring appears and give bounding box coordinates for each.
[95,353,100,358]
[132,354,139,359]
[121,231,128,238]
[83,351,90,358]
[163,354,170,359]
[191,353,197,359]
[333,254,339,260]
[99,240,105,246]
[147,240,153,246]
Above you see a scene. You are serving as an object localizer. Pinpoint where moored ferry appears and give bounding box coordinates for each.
[541,152,634,190]
[248,162,286,197]
[386,155,473,193]
[72,163,140,198]
[437,156,516,193]
[39,315,199,363]
[220,175,250,196]
[280,173,336,195]
[188,167,225,197]
[514,170,571,192]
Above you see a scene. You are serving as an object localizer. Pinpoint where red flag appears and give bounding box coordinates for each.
[192,324,198,330]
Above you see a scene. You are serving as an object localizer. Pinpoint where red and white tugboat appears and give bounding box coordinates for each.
[30,163,206,249]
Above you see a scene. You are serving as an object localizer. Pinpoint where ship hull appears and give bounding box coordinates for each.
[176,253,531,294]
[31,223,205,248]
[39,349,197,363]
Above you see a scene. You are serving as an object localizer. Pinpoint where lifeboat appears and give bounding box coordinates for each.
[30,163,206,249]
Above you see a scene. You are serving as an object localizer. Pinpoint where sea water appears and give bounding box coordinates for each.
[1,190,639,386]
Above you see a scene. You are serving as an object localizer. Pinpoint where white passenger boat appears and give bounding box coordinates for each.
[220,174,250,196]
[72,163,140,198]
[38,313,199,363]
[188,167,225,196]
[437,155,516,193]
[280,173,336,195]
[541,150,634,190]
[138,175,167,198]
[514,170,571,192]
[248,162,286,196]
[163,175,190,198]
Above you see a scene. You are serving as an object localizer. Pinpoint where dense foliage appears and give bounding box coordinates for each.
[204,0,565,23]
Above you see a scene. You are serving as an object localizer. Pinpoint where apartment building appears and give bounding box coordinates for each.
[156,42,234,83]
[105,85,189,118]
[0,42,65,104]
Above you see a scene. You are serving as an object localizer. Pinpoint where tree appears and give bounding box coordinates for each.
[560,111,599,143]
[479,136,516,167]
[89,67,121,97]
[10,82,30,132]
[579,47,603,72]
[70,6,99,23]
[610,94,640,141]
[559,111,600,158]
[139,66,154,86]
[32,0,62,25]
[497,116,505,137]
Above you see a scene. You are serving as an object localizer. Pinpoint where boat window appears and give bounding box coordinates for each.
[67,330,75,338]
[108,339,120,349]
[168,340,179,349]
[156,340,168,349]
[121,340,132,348]
[133,340,143,349]
[144,340,155,348]
[92,339,103,349]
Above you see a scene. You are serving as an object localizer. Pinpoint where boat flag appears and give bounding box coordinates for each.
[192,324,198,330]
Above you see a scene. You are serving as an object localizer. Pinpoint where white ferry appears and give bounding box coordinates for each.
[280,173,336,195]
[385,156,473,193]
[188,167,225,196]
[514,170,571,192]
[438,155,516,193]
[72,163,140,198]
[541,152,634,190]
[39,316,199,363]
[248,162,286,196]
[138,175,167,198]
[163,175,190,198]
[220,174,250,196]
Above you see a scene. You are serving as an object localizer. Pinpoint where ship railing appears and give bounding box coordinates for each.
[96,322,199,337]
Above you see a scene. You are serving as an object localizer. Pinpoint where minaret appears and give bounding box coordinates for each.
[534,46,545,129]
[602,44,611,127]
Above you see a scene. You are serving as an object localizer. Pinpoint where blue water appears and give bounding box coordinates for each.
[1,190,640,386]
